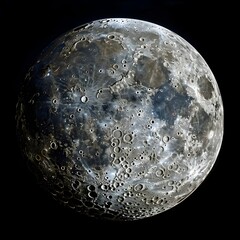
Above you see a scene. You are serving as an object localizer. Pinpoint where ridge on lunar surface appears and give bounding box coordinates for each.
[16,18,224,221]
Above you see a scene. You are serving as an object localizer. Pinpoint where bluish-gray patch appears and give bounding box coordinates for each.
[152,84,193,125]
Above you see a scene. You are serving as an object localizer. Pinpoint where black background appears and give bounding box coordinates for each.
[2,0,236,237]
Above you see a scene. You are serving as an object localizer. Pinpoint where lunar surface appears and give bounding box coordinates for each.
[16,18,224,221]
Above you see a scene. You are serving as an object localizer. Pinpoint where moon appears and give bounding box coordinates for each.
[16,18,224,221]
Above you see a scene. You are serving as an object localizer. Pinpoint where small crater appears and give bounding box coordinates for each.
[79,150,84,155]
[88,191,97,199]
[113,129,122,138]
[117,196,124,203]
[101,184,109,191]
[50,142,57,150]
[113,64,119,69]
[108,35,115,40]
[41,149,48,157]
[134,184,145,191]
[52,98,57,104]
[35,154,41,161]
[81,96,88,103]
[123,133,133,143]
[111,138,120,146]
[72,180,80,190]
[155,168,164,177]
[113,147,121,153]
[162,135,170,143]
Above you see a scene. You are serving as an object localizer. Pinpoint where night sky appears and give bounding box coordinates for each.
[2,0,235,237]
